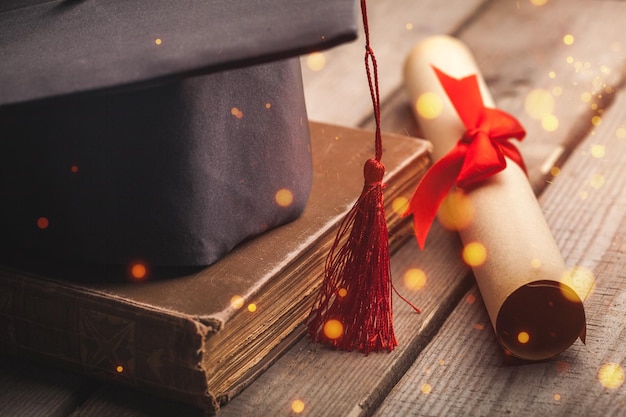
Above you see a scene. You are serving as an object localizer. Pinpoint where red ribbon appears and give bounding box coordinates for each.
[404,66,527,249]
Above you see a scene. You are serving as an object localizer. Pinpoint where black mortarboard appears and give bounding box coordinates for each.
[0,0,357,267]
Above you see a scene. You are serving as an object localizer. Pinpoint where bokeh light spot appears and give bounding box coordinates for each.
[230,295,245,309]
[554,393,561,401]
[525,89,554,120]
[71,165,79,173]
[530,0,548,5]
[552,86,563,96]
[116,365,124,373]
[550,166,561,177]
[291,399,305,414]
[566,56,574,64]
[131,263,147,279]
[560,265,595,301]
[591,116,602,127]
[154,38,162,45]
[265,102,271,109]
[517,331,530,344]
[563,34,574,45]
[37,217,49,230]
[403,268,427,291]
[392,196,409,216]
[405,22,413,30]
[465,294,476,304]
[542,114,559,132]
[590,174,605,189]
[531,258,542,268]
[598,363,625,389]
[275,188,294,207]
[337,287,348,298]
[416,92,443,120]
[581,91,592,103]
[556,361,570,375]
[231,107,243,119]
[591,144,605,158]
[307,52,326,71]
[247,303,257,313]
[421,383,432,394]
[438,189,474,231]
[548,71,556,79]
[616,127,626,139]
[323,319,343,340]
[462,242,487,267]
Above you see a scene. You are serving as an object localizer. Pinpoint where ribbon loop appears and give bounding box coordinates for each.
[404,66,527,249]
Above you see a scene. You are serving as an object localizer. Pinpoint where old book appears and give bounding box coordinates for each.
[0,122,430,413]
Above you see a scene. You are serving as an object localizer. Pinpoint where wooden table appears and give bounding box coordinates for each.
[3,1,626,416]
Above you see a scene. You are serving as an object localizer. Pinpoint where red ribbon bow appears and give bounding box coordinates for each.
[404,66,527,249]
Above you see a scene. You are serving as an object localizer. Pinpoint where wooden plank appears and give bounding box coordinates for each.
[0,355,96,417]
[301,0,488,128]
[373,18,626,417]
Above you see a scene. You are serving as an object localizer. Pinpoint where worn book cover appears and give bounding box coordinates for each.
[0,122,430,413]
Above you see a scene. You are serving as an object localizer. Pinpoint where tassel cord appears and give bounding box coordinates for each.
[361,0,383,161]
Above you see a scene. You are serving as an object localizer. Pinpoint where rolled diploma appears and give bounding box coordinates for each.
[404,35,586,360]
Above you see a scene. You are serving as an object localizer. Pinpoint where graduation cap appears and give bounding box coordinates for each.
[0,0,357,267]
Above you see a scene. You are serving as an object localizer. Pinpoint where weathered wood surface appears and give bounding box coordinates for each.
[4,0,626,416]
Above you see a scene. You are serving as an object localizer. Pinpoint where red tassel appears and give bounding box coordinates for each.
[308,0,420,354]
[308,158,398,353]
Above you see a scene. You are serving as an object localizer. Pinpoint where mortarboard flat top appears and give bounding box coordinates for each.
[0,0,357,107]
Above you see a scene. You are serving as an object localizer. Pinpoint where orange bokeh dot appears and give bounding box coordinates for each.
[517,331,530,344]
[275,188,294,207]
[116,365,124,373]
[71,165,79,173]
[37,217,49,229]
[231,107,243,119]
[291,399,305,413]
[131,263,147,279]
[323,319,343,340]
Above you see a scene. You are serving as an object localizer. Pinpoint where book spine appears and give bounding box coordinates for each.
[0,270,217,410]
